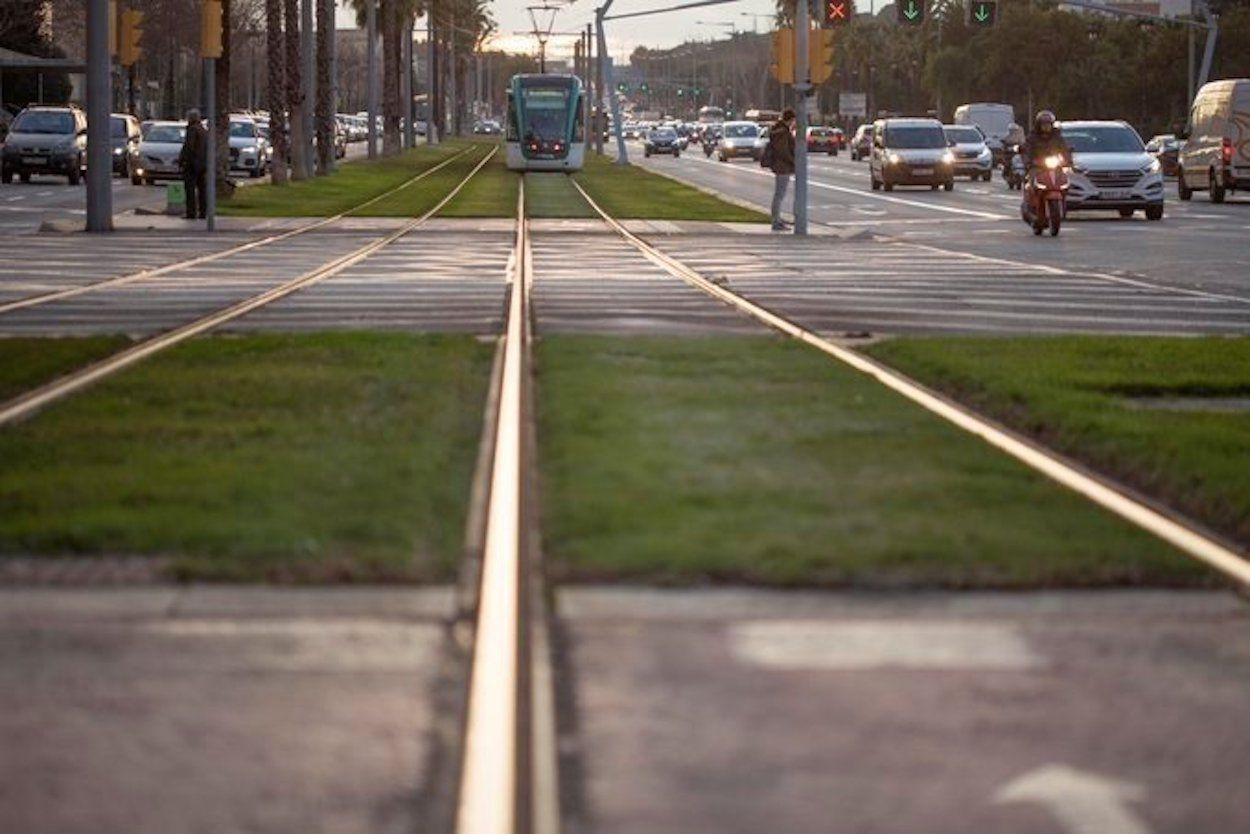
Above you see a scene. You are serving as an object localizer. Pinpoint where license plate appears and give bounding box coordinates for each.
[21,156,45,165]
[1101,189,1132,200]
[912,167,933,176]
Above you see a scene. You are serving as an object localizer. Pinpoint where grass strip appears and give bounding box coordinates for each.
[537,335,1205,588]
[438,145,519,217]
[351,143,496,217]
[863,335,1250,547]
[0,332,493,582]
[573,153,768,222]
[0,336,132,402]
[220,140,473,217]
[525,171,597,218]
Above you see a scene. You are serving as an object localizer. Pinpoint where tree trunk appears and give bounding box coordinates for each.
[315,0,334,174]
[214,0,232,186]
[381,0,401,155]
[285,0,307,179]
[266,0,288,184]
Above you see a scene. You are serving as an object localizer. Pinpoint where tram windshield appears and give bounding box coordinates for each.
[521,87,570,141]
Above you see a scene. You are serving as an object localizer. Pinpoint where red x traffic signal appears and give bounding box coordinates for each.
[825,0,853,27]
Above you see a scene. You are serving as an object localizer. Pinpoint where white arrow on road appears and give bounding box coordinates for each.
[994,764,1153,834]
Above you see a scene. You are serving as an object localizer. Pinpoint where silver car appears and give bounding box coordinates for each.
[718,121,762,162]
[135,120,187,184]
[1061,120,1164,220]
[942,124,993,181]
[229,117,268,178]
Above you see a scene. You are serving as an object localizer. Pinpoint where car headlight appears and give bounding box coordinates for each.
[1142,158,1161,174]
[888,152,902,165]
[241,145,257,154]
[1044,154,1064,169]
[113,147,124,155]
[942,151,955,164]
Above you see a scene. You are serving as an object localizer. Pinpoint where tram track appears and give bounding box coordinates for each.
[0,146,496,427]
[565,177,1250,588]
[0,145,478,316]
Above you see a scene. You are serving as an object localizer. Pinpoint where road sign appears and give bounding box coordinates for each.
[968,0,997,26]
[824,0,854,26]
[838,91,867,118]
[897,0,925,25]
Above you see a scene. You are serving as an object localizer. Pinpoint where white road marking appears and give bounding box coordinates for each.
[995,765,1153,834]
[729,620,1044,670]
[5,196,23,202]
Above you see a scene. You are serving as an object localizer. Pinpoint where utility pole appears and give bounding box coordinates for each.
[794,0,810,236]
[585,23,593,148]
[86,0,113,231]
[427,11,438,144]
[594,17,604,154]
[367,0,378,158]
[403,20,414,149]
[596,2,627,164]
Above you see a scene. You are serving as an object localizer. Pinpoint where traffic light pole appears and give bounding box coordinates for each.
[86,0,113,232]
[205,57,216,231]
[793,0,810,236]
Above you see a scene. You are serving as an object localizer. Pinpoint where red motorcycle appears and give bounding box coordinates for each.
[1021,154,1069,236]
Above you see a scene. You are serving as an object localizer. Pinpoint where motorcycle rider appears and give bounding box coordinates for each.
[1021,110,1071,220]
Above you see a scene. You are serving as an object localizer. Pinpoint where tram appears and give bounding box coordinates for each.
[505,73,586,172]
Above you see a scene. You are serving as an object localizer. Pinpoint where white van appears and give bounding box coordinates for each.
[953,102,1015,161]
[1178,78,1250,203]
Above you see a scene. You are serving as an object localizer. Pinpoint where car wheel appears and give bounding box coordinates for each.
[644,150,651,158]
[144,177,153,186]
[983,172,993,182]
[1177,169,1193,200]
[1145,205,1163,221]
[1209,170,1226,203]
[1118,208,1134,218]
[884,182,894,192]
[870,175,881,191]
[131,172,142,185]
[944,180,954,191]
[249,168,261,178]
[0,169,10,184]
[20,172,31,184]
[931,184,939,190]
[67,167,80,186]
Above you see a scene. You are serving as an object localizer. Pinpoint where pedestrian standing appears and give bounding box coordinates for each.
[767,109,796,231]
[179,109,208,221]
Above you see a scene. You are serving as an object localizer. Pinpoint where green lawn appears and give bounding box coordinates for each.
[573,153,768,222]
[525,171,597,218]
[439,147,519,217]
[220,141,475,217]
[0,333,493,582]
[537,335,1205,588]
[864,335,1250,547]
[355,143,497,216]
[0,336,132,402]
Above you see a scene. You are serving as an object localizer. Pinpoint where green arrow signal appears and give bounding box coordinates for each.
[905,1,919,19]
[974,4,989,20]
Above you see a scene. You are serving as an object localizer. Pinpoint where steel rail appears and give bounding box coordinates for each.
[0,147,497,428]
[454,181,529,834]
[0,145,479,316]
[569,178,1250,588]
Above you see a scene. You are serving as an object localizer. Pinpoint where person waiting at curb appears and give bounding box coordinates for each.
[178,109,208,221]
[765,109,796,231]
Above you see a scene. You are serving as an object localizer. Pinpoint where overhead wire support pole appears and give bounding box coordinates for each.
[595,2,629,165]
[85,0,113,232]
[794,0,810,236]
[367,0,379,158]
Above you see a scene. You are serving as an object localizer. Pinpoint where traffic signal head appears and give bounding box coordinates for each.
[119,8,144,66]
[810,28,834,84]
[967,0,997,27]
[202,0,223,58]
[824,0,854,27]
[770,28,795,84]
[896,0,926,25]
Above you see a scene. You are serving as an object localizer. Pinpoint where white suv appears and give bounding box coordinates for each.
[1060,120,1164,220]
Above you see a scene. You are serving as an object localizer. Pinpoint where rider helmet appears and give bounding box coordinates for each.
[1035,110,1056,134]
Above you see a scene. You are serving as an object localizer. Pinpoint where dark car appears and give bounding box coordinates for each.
[111,113,142,180]
[1145,133,1181,177]
[1,105,88,184]
[644,126,681,158]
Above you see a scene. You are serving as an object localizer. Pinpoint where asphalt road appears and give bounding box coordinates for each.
[626,141,1250,299]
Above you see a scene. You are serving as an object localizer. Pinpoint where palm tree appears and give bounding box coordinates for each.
[315,0,335,173]
[266,0,288,184]
[381,0,401,153]
[284,0,307,179]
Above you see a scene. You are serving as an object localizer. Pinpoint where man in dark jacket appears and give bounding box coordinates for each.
[767,109,796,231]
[178,109,208,220]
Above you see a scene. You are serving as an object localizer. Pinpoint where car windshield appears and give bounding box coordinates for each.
[724,124,757,138]
[652,129,676,139]
[111,118,130,138]
[13,111,74,134]
[145,125,186,144]
[885,125,946,149]
[229,121,257,138]
[1064,126,1144,153]
[943,127,983,143]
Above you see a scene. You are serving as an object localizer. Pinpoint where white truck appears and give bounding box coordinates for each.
[953,102,1016,162]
